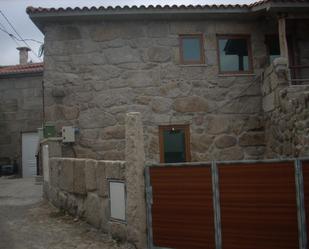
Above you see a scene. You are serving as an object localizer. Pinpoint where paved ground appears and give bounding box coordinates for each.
[0,177,133,249]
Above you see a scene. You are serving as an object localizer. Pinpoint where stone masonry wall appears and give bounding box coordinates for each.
[44,113,147,248]
[0,75,43,173]
[264,86,309,157]
[43,19,273,162]
[47,158,128,240]
[262,58,309,157]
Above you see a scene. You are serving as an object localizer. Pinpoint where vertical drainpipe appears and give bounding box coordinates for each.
[39,79,45,176]
[42,79,45,127]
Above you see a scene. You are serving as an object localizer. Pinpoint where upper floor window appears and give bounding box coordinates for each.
[159,125,191,163]
[217,35,253,73]
[179,34,205,64]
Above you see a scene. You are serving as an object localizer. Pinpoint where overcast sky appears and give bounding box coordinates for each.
[0,0,255,66]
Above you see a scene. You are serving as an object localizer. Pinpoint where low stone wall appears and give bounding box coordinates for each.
[262,58,309,157]
[42,112,147,248]
[46,158,127,239]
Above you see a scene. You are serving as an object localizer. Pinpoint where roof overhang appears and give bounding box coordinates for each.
[27,2,309,34]
[0,71,43,79]
[28,8,255,34]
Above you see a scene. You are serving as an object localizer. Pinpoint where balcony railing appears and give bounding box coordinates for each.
[289,65,309,85]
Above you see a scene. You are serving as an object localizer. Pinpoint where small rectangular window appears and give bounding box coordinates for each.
[179,34,204,64]
[265,35,280,64]
[159,125,191,163]
[217,35,253,73]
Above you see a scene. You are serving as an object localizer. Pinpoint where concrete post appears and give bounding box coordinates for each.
[125,112,147,249]
[40,138,62,198]
[278,16,289,63]
[40,138,62,158]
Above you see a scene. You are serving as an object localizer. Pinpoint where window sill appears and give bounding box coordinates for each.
[218,73,256,77]
[179,64,208,67]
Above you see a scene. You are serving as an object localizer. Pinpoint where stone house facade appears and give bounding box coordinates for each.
[27,0,309,164]
[0,57,43,175]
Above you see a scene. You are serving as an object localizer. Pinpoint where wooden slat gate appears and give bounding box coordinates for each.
[145,159,309,249]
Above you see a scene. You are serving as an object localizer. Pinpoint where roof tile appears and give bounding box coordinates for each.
[26,0,308,14]
[0,63,44,76]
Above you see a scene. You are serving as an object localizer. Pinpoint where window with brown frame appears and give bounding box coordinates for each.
[217,35,253,74]
[179,34,205,64]
[159,125,191,163]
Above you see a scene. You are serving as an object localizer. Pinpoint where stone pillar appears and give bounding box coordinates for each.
[40,138,62,198]
[17,47,31,65]
[125,112,147,249]
[278,16,289,62]
[40,138,62,158]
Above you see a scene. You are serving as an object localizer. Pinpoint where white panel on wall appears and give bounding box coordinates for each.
[109,181,126,221]
[42,145,49,182]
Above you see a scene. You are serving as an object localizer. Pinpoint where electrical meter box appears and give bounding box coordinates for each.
[62,126,75,143]
[43,123,56,138]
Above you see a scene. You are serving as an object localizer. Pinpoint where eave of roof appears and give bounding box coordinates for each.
[0,63,44,79]
[26,0,309,33]
[26,0,309,15]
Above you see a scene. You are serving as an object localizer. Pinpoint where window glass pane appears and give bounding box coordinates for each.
[219,38,250,72]
[163,129,186,163]
[182,37,201,62]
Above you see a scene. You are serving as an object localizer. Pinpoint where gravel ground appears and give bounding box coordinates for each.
[0,177,133,249]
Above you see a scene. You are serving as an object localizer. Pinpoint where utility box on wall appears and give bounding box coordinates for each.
[109,180,126,221]
[43,123,56,138]
[61,126,75,143]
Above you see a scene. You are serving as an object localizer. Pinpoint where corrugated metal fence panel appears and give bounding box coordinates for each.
[218,162,299,249]
[302,161,309,242]
[150,166,215,249]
